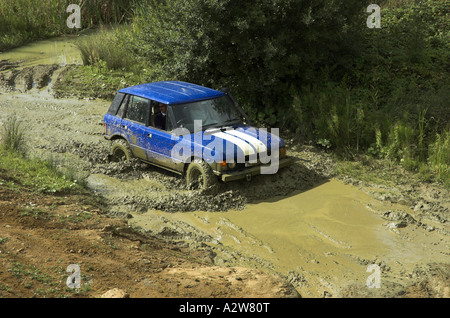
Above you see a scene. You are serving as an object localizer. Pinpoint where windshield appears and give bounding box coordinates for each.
[169,95,246,132]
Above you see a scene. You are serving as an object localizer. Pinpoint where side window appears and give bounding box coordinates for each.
[107,93,125,115]
[117,94,129,118]
[125,96,150,124]
[152,102,169,131]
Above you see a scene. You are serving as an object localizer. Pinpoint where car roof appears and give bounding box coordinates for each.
[118,81,226,105]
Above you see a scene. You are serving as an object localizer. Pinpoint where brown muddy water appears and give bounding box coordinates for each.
[130,179,450,297]
[0,36,82,68]
[0,37,449,298]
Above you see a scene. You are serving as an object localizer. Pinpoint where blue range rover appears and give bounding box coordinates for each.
[103,81,292,190]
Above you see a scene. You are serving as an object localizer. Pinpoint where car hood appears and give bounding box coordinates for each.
[190,125,285,161]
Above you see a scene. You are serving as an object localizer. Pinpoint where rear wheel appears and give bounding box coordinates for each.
[110,139,132,162]
[186,159,218,191]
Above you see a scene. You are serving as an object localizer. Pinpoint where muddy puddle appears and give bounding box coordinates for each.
[129,179,450,297]
[0,39,449,297]
[0,36,82,93]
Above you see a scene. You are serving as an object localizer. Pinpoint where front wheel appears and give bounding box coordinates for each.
[186,159,218,191]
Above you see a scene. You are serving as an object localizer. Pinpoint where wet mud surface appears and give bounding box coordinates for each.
[0,40,449,297]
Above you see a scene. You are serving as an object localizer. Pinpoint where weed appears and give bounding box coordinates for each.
[0,114,26,154]
[76,25,138,71]
[59,211,93,223]
[428,130,450,186]
[19,206,54,220]
[8,262,55,285]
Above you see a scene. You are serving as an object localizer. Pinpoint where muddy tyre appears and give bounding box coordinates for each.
[186,159,218,191]
[110,139,132,162]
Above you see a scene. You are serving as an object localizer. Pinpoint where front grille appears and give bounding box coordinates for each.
[231,150,280,171]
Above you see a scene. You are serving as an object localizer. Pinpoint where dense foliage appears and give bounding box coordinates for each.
[299,0,449,184]
[129,0,367,125]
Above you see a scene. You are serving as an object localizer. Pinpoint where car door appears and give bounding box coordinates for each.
[145,103,180,171]
[121,95,151,161]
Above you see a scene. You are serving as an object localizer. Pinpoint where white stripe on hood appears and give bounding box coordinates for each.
[224,129,268,153]
[211,131,256,156]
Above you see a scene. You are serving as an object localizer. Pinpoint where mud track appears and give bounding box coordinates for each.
[1,63,449,298]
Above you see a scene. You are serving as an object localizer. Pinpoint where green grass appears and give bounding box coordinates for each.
[52,61,142,100]
[381,0,416,8]
[59,211,93,223]
[335,156,419,187]
[0,114,89,193]
[428,130,450,187]
[0,284,12,293]
[0,148,82,194]
[334,146,450,189]
[52,25,152,101]
[0,238,9,244]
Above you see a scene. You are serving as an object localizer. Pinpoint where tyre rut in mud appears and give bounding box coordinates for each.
[0,64,61,92]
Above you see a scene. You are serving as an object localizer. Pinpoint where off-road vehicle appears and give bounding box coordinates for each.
[103,81,292,189]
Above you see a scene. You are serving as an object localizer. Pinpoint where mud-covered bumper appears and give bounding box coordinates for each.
[219,157,294,182]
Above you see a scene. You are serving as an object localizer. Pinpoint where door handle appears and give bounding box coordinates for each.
[147,133,152,138]
[122,125,128,130]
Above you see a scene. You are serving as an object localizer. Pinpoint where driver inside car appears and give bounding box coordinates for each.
[154,102,167,130]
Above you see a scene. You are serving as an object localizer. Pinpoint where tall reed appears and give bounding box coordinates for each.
[0,0,135,51]
[76,24,136,71]
[429,130,450,185]
[0,114,26,154]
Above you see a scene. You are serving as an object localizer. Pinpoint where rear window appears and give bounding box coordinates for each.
[125,95,150,124]
[107,93,125,115]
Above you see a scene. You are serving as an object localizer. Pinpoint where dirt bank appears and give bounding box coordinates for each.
[0,172,298,298]
[0,58,449,298]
